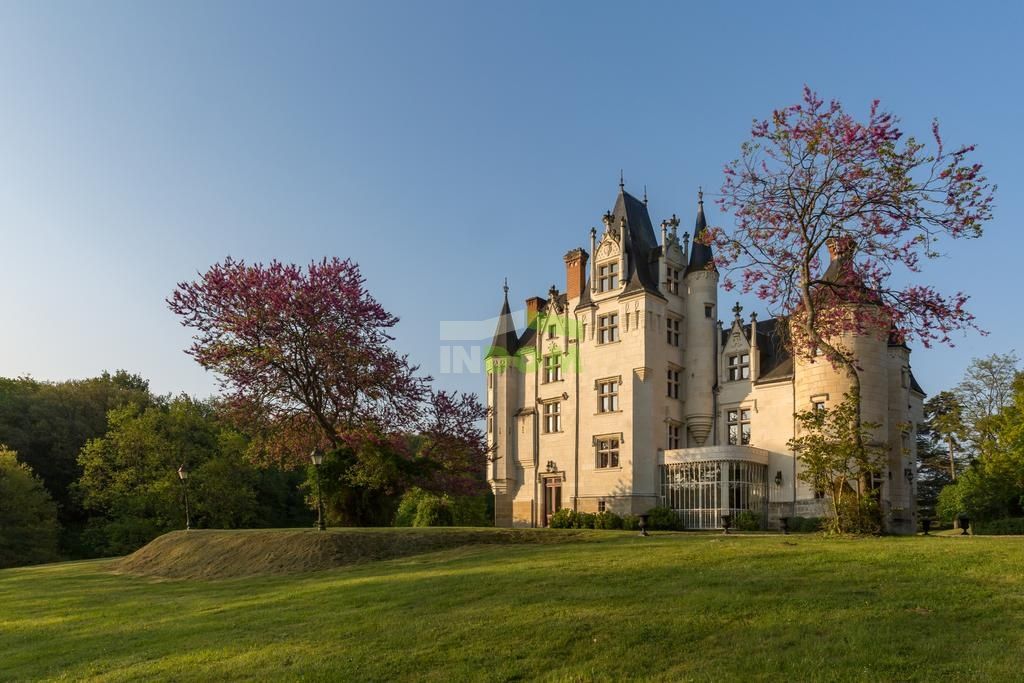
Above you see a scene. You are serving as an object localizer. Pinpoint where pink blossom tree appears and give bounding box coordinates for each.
[168,257,488,523]
[709,88,995,521]
[711,86,995,415]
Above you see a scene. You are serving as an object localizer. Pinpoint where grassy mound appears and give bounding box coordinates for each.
[113,527,590,579]
[4,535,1024,680]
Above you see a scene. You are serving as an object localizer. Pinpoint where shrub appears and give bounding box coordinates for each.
[787,516,824,533]
[548,508,576,529]
[394,487,492,527]
[734,510,761,531]
[573,512,597,529]
[621,514,640,531]
[412,497,454,527]
[645,506,683,531]
[593,511,623,530]
[974,517,1024,535]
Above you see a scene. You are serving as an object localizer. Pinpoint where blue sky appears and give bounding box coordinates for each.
[1,1,1021,399]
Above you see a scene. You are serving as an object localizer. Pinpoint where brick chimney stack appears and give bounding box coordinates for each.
[525,296,544,330]
[563,248,589,301]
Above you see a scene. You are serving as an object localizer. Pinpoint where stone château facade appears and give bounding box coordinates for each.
[485,182,924,534]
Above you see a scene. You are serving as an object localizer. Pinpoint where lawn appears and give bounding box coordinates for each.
[1,530,1022,681]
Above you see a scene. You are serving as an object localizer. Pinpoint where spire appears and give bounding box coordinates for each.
[686,186,717,276]
[485,281,519,359]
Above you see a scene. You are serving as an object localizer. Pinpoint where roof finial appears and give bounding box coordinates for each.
[503,277,509,297]
[732,301,743,319]
[698,186,704,205]
[619,169,625,190]
[643,184,648,205]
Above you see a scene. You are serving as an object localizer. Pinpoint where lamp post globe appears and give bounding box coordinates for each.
[177,464,191,531]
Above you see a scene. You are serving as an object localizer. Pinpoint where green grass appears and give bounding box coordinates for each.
[2,531,1023,681]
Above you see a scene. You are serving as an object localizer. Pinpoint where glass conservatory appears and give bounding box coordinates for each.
[660,446,770,529]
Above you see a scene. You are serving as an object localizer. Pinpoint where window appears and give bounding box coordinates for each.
[704,304,713,319]
[598,262,619,292]
[598,313,619,344]
[813,401,826,412]
[543,401,561,434]
[488,415,493,433]
[667,422,681,449]
[543,354,562,383]
[727,354,751,381]
[547,324,557,339]
[667,367,681,399]
[727,408,752,445]
[666,266,681,295]
[597,437,620,468]
[597,500,606,513]
[666,316,681,346]
[597,379,619,413]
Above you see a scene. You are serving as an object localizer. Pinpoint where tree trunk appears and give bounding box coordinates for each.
[947,435,956,481]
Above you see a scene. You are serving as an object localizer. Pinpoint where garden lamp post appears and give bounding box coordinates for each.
[177,464,191,531]
[311,450,325,531]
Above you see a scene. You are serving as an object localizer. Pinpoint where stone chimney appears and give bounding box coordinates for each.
[563,248,589,301]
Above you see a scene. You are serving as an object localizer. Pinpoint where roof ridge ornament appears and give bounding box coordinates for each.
[698,186,704,205]
[619,169,625,190]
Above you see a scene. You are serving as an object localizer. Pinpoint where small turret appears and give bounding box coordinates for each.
[683,188,720,446]
[485,281,522,526]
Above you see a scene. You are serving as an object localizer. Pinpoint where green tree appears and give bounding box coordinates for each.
[916,391,965,518]
[0,371,152,553]
[938,375,1024,525]
[953,352,1020,456]
[76,396,308,555]
[788,394,886,534]
[0,446,60,568]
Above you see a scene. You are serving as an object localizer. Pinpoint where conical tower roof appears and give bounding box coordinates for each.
[686,188,717,276]
[485,283,519,358]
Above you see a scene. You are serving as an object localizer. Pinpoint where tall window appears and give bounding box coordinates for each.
[667,422,681,449]
[667,367,681,399]
[666,316,681,346]
[666,266,680,295]
[547,324,557,339]
[727,408,752,445]
[598,262,619,292]
[597,437,620,468]
[727,354,750,381]
[704,304,713,319]
[597,379,619,413]
[543,401,562,434]
[543,354,562,383]
[598,313,620,344]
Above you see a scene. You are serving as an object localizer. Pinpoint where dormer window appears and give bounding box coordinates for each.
[727,354,750,381]
[666,266,681,295]
[598,263,619,292]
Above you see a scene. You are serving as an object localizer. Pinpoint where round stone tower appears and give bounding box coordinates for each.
[683,190,719,446]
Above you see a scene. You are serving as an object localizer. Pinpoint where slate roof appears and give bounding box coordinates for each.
[610,189,665,299]
[685,197,716,276]
[722,316,794,383]
[485,290,519,358]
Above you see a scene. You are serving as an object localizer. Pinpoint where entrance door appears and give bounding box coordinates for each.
[544,478,562,527]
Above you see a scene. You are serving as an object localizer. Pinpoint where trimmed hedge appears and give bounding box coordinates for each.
[974,517,1024,535]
